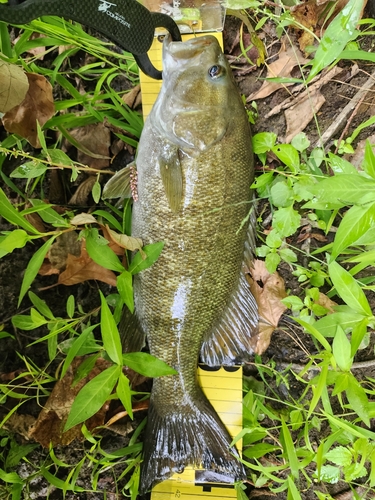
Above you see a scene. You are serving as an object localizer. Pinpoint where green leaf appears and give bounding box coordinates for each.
[317,464,340,484]
[0,229,30,257]
[308,174,375,206]
[117,371,133,419]
[314,311,366,337]
[350,317,369,357]
[100,291,122,365]
[61,325,98,378]
[11,161,48,179]
[85,228,125,273]
[279,247,297,263]
[12,313,45,330]
[0,187,40,235]
[362,140,375,179]
[252,132,277,154]
[64,364,121,431]
[66,295,75,318]
[272,206,301,238]
[287,476,302,500]
[128,242,164,274]
[29,199,70,227]
[18,236,57,306]
[325,446,352,467]
[346,373,370,427]
[117,270,134,313]
[281,417,299,479]
[243,443,279,459]
[307,0,365,82]
[265,251,280,273]
[291,133,310,152]
[332,326,352,371]
[328,261,371,316]
[272,144,300,173]
[28,291,55,320]
[122,352,177,377]
[92,179,101,204]
[0,469,23,484]
[270,181,294,207]
[331,202,375,259]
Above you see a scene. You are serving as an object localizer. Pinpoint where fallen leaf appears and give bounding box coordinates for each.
[70,213,98,226]
[284,89,325,142]
[105,226,143,252]
[317,292,337,314]
[3,414,36,440]
[2,73,54,148]
[247,260,287,355]
[247,43,308,101]
[30,358,111,447]
[122,84,142,109]
[0,61,29,113]
[68,176,97,206]
[68,123,111,170]
[58,240,117,286]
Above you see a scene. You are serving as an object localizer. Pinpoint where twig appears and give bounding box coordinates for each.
[314,68,375,149]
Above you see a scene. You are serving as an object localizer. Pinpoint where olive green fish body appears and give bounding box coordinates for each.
[129,35,258,492]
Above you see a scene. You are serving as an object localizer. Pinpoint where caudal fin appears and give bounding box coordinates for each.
[140,390,245,494]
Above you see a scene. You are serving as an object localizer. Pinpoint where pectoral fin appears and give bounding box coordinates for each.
[160,152,183,213]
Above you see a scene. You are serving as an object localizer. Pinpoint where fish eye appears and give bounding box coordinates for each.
[208,65,224,79]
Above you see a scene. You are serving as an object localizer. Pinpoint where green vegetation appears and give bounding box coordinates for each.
[1,1,375,499]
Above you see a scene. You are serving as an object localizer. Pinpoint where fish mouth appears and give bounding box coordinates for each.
[163,34,218,62]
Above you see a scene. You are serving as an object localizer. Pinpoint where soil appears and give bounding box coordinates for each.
[1,7,375,500]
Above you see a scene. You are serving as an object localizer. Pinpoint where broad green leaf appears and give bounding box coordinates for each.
[122,352,177,377]
[47,148,74,167]
[307,0,365,82]
[252,132,277,154]
[316,464,340,484]
[0,469,23,484]
[314,311,366,337]
[12,313,47,330]
[100,291,122,365]
[308,174,375,206]
[85,228,125,273]
[64,364,121,431]
[328,153,358,175]
[346,373,370,427]
[128,242,164,274]
[0,187,40,235]
[328,261,371,316]
[11,161,48,179]
[28,291,54,320]
[117,270,134,313]
[272,206,301,238]
[362,140,375,179]
[325,446,352,467]
[331,202,375,259]
[291,133,310,152]
[66,295,75,318]
[332,326,352,371]
[117,371,133,419]
[272,144,300,173]
[281,417,299,479]
[265,252,280,273]
[0,229,30,257]
[61,325,98,378]
[18,236,57,306]
[92,180,101,204]
[270,181,293,207]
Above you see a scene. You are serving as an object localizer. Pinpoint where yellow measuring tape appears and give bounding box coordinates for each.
[139,33,242,500]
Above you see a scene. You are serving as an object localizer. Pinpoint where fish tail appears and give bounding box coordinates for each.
[140,390,245,494]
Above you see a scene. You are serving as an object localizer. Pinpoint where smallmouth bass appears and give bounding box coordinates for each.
[107,34,258,493]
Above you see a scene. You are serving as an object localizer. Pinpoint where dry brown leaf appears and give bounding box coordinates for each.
[68,176,97,206]
[3,413,36,440]
[0,61,29,113]
[69,123,111,170]
[100,225,126,256]
[2,73,54,148]
[247,44,308,101]
[247,260,287,355]
[58,240,117,286]
[122,84,142,109]
[70,213,98,226]
[30,358,111,447]
[317,293,337,314]
[105,226,143,252]
[284,89,325,142]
